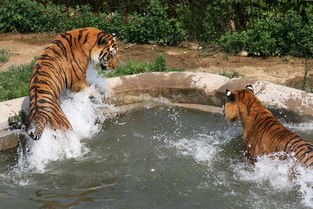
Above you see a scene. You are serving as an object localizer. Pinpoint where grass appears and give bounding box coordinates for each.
[219,70,243,79]
[0,59,35,102]
[104,54,184,78]
[0,48,11,63]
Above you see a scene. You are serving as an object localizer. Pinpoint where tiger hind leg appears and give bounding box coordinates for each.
[27,117,47,140]
[71,80,89,92]
[27,109,72,140]
[71,80,99,99]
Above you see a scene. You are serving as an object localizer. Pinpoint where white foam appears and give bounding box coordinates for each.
[234,156,293,191]
[171,136,218,165]
[168,130,237,167]
[15,66,114,173]
[234,155,313,208]
[286,122,313,132]
[294,165,313,207]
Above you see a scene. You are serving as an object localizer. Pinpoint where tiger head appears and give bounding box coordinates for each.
[91,32,118,70]
[224,85,256,122]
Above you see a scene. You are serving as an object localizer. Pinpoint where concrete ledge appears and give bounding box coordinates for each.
[0,131,18,150]
[105,72,229,106]
[0,96,29,130]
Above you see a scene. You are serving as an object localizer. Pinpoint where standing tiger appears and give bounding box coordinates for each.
[224,85,313,167]
[27,27,118,140]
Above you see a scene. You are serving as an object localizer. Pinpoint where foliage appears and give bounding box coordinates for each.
[0,48,11,63]
[105,54,183,78]
[0,0,313,57]
[8,110,28,130]
[0,59,35,102]
[0,0,50,32]
[219,9,313,57]
[119,0,186,45]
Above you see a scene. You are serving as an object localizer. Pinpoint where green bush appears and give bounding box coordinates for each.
[219,31,249,54]
[120,0,186,45]
[0,0,49,32]
[0,0,312,57]
[0,0,185,45]
[219,10,313,57]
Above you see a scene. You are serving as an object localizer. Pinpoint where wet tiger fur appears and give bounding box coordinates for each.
[27,27,118,140]
[224,85,313,167]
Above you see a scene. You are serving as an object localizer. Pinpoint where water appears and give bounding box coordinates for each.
[1,66,313,208]
[1,105,313,209]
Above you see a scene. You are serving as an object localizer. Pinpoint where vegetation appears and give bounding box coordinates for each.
[0,59,35,102]
[8,110,28,130]
[105,54,183,78]
[0,48,11,63]
[0,0,312,57]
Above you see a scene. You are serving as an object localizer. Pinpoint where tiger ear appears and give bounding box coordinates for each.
[112,33,117,41]
[226,89,235,102]
[98,37,108,45]
[246,84,254,93]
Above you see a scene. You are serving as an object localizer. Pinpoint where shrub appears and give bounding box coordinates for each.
[0,0,312,57]
[219,10,313,57]
[219,31,249,55]
[121,0,187,45]
[0,0,48,32]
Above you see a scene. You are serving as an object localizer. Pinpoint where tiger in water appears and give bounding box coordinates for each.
[27,27,118,140]
[224,85,313,167]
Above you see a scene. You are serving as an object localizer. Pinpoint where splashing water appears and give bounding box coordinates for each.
[15,65,114,173]
[168,130,237,167]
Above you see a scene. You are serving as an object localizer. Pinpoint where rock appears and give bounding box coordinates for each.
[238,50,249,57]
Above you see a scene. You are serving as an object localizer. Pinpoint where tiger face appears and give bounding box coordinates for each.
[91,33,118,70]
[224,85,255,122]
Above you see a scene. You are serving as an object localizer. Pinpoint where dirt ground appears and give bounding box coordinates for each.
[0,33,312,89]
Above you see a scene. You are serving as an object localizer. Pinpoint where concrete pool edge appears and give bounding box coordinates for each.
[1,72,313,150]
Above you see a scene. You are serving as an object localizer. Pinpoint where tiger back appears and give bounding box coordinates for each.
[27,27,118,140]
[224,85,313,167]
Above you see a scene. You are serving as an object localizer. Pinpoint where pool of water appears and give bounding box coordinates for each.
[1,106,313,209]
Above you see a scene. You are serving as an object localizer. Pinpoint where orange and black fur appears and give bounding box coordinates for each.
[224,85,313,167]
[27,27,118,140]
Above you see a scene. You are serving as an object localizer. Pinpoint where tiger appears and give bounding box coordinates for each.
[224,85,313,167]
[27,27,118,140]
